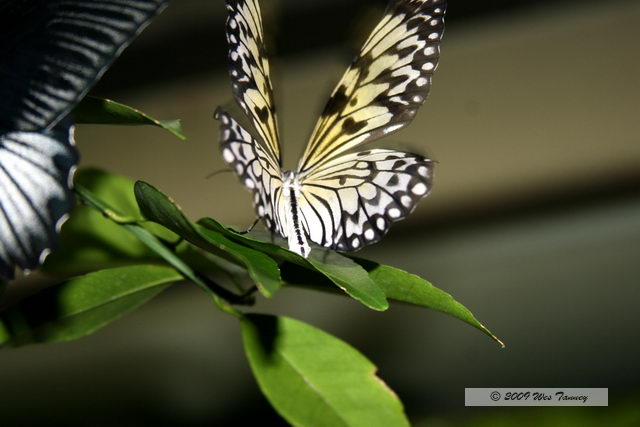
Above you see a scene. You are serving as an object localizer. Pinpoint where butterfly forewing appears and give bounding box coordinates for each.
[297,149,433,251]
[216,108,283,235]
[0,0,169,132]
[225,0,281,163]
[297,0,446,173]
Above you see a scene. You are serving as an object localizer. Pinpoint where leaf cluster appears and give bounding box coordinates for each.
[0,99,502,425]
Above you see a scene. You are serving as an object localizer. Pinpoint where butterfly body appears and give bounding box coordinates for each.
[217,0,446,257]
[280,172,311,257]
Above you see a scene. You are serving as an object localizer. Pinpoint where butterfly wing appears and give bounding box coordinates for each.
[0,0,169,132]
[224,0,281,163]
[297,149,433,251]
[0,121,77,280]
[297,0,446,173]
[218,0,444,255]
[215,108,283,235]
[0,0,168,279]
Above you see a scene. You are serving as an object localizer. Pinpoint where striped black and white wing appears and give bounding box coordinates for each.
[224,0,281,163]
[297,0,446,173]
[297,149,433,251]
[215,108,283,235]
[0,0,169,132]
[0,0,168,280]
[0,121,77,280]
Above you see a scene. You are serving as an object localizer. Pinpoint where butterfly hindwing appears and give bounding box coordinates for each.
[225,0,281,163]
[297,149,433,251]
[298,0,446,172]
[215,107,283,235]
[0,121,77,279]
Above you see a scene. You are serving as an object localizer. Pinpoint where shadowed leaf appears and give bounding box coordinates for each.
[198,218,388,311]
[135,181,281,297]
[73,97,185,140]
[0,265,181,347]
[242,314,409,427]
[42,169,158,275]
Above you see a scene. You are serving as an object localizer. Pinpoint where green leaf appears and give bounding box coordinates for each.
[134,181,282,297]
[195,227,282,298]
[306,251,388,311]
[357,260,505,348]
[199,219,306,266]
[198,218,388,311]
[73,182,242,316]
[74,168,141,215]
[241,314,409,427]
[0,315,9,345]
[0,265,181,347]
[281,259,504,347]
[42,169,159,275]
[73,96,186,140]
[123,223,243,316]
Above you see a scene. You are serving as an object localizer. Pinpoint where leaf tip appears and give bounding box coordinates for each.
[479,322,505,348]
[373,300,390,312]
[160,119,187,140]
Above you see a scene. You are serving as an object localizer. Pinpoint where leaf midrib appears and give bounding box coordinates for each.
[276,346,351,427]
[49,273,181,320]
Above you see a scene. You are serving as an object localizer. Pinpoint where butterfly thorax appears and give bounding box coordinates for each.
[281,171,310,258]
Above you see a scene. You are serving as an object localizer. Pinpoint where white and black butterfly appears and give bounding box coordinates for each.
[0,0,168,280]
[216,0,446,257]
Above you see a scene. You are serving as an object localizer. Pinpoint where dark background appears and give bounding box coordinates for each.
[1,0,639,425]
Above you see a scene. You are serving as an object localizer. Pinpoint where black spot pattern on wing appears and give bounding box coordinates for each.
[224,0,281,162]
[217,0,446,258]
[298,0,447,172]
[297,149,434,252]
[341,117,368,135]
[215,107,283,235]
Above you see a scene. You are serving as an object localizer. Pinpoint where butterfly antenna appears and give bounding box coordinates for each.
[206,169,233,179]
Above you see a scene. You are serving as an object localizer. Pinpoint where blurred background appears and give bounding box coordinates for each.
[1,0,640,425]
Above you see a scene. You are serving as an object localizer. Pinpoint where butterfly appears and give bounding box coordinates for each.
[216,0,446,257]
[0,0,168,280]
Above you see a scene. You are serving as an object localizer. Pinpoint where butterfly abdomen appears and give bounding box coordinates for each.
[281,173,310,257]
[288,188,306,252]
[278,172,310,257]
